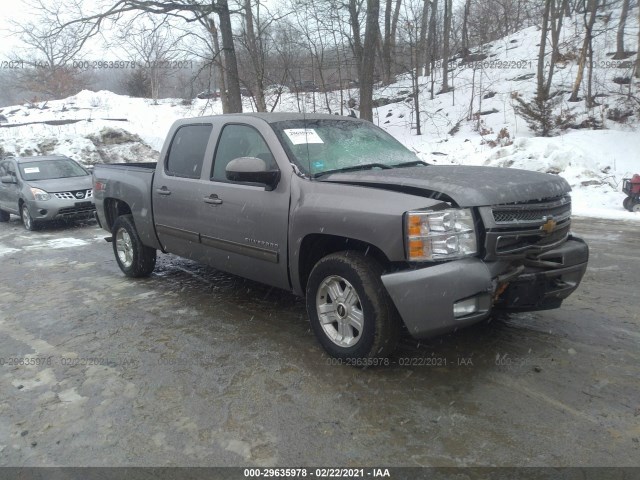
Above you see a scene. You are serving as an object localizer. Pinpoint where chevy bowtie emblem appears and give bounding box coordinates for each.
[541,216,557,234]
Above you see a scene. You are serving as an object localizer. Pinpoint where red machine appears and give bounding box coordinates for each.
[622,174,640,212]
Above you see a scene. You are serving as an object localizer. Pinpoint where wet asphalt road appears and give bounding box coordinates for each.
[0,216,638,467]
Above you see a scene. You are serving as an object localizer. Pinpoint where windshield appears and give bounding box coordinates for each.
[271,119,420,176]
[19,159,88,181]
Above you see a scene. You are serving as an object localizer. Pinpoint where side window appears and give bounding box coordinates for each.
[165,124,212,179]
[211,124,277,182]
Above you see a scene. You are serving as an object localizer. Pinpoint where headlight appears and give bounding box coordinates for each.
[30,187,51,201]
[405,208,478,261]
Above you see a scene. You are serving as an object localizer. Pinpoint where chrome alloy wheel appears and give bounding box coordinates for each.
[115,227,134,268]
[316,275,364,348]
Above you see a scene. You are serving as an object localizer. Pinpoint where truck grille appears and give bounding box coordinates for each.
[492,195,571,225]
[53,189,93,200]
[484,195,572,259]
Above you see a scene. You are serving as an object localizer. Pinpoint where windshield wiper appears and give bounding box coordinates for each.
[391,160,430,168]
[312,163,392,178]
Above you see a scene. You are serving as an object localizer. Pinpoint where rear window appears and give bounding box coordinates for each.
[20,159,88,181]
[166,124,213,178]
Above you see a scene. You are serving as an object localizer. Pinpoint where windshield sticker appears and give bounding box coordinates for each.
[284,128,324,145]
[23,167,40,174]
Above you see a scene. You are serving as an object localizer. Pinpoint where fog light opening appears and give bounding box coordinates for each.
[453,296,480,319]
[38,209,47,215]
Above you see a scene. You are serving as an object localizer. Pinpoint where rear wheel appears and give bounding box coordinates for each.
[112,215,156,277]
[21,204,37,231]
[0,209,9,222]
[306,251,400,361]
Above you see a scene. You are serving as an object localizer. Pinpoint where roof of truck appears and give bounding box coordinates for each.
[180,112,362,124]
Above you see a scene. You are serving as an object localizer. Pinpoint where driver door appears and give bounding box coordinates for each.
[197,123,290,290]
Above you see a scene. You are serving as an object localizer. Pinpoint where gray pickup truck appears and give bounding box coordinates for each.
[93,113,588,360]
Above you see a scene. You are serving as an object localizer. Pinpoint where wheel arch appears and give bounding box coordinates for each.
[297,233,391,295]
[103,198,132,231]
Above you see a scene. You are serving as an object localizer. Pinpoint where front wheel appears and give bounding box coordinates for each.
[632,202,640,213]
[306,251,400,360]
[623,197,633,211]
[112,215,156,277]
[21,204,37,231]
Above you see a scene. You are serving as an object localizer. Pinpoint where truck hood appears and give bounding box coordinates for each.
[27,175,92,193]
[317,165,571,207]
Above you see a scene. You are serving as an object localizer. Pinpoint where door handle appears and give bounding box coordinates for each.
[204,194,223,205]
[156,187,171,196]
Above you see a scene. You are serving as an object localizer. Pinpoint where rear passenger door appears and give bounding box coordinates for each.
[152,123,214,261]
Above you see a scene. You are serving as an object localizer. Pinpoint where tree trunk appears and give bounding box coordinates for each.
[461,0,471,52]
[418,0,430,76]
[537,0,551,101]
[217,0,242,113]
[569,0,598,103]
[424,0,437,79]
[441,0,452,93]
[243,0,266,111]
[349,0,364,81]
[204,17,229,113]
[545,0,567,99]
[613,0,630,59]
[360,0,380,122]
[382,0,393,85]
[636,4,640,79]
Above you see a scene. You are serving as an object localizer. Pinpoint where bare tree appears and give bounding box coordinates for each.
[9,0,92,99]
[612,0,631,59]
[636,3,640,79]
[50,0,244,112]
[381,0,403,85]
[360,0,380,121]
[119,16,185,103]
[569,0,599,105]
[440,0,452,93]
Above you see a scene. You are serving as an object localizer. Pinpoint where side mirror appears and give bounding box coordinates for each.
[225,157,280,191]
[1,175,16,184]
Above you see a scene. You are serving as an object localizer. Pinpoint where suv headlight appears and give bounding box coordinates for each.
[30,187,51,201]
[405,208,478,261]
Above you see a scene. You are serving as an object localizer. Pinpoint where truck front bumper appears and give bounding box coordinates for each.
[380,236,589,338]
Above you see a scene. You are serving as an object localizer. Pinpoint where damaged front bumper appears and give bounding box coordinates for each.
[381,236,589,338]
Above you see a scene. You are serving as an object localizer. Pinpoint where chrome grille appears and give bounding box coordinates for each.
[492,195,571,225]
[53,189,93,200]
[484,195,572,260]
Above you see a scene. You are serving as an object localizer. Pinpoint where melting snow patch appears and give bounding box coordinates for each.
[0,246,20,256]
[23,238,89,250]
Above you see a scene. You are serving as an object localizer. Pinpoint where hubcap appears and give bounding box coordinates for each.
[115,228,134,268]
[316,275,364,348]
[22,207,31,229]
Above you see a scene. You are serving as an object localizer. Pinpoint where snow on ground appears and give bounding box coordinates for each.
[0,4,638,220]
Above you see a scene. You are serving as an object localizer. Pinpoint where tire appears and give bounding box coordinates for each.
[623,197,633,211]
[632,202,640,213]
[306,251,400,361]
[0,209,9,222]
[21,204,37,231]
[112,214,156,277]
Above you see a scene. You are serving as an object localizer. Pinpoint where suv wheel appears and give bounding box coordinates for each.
[623,197,633,211]
[0,209,9,222]
[21,205,37,231]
